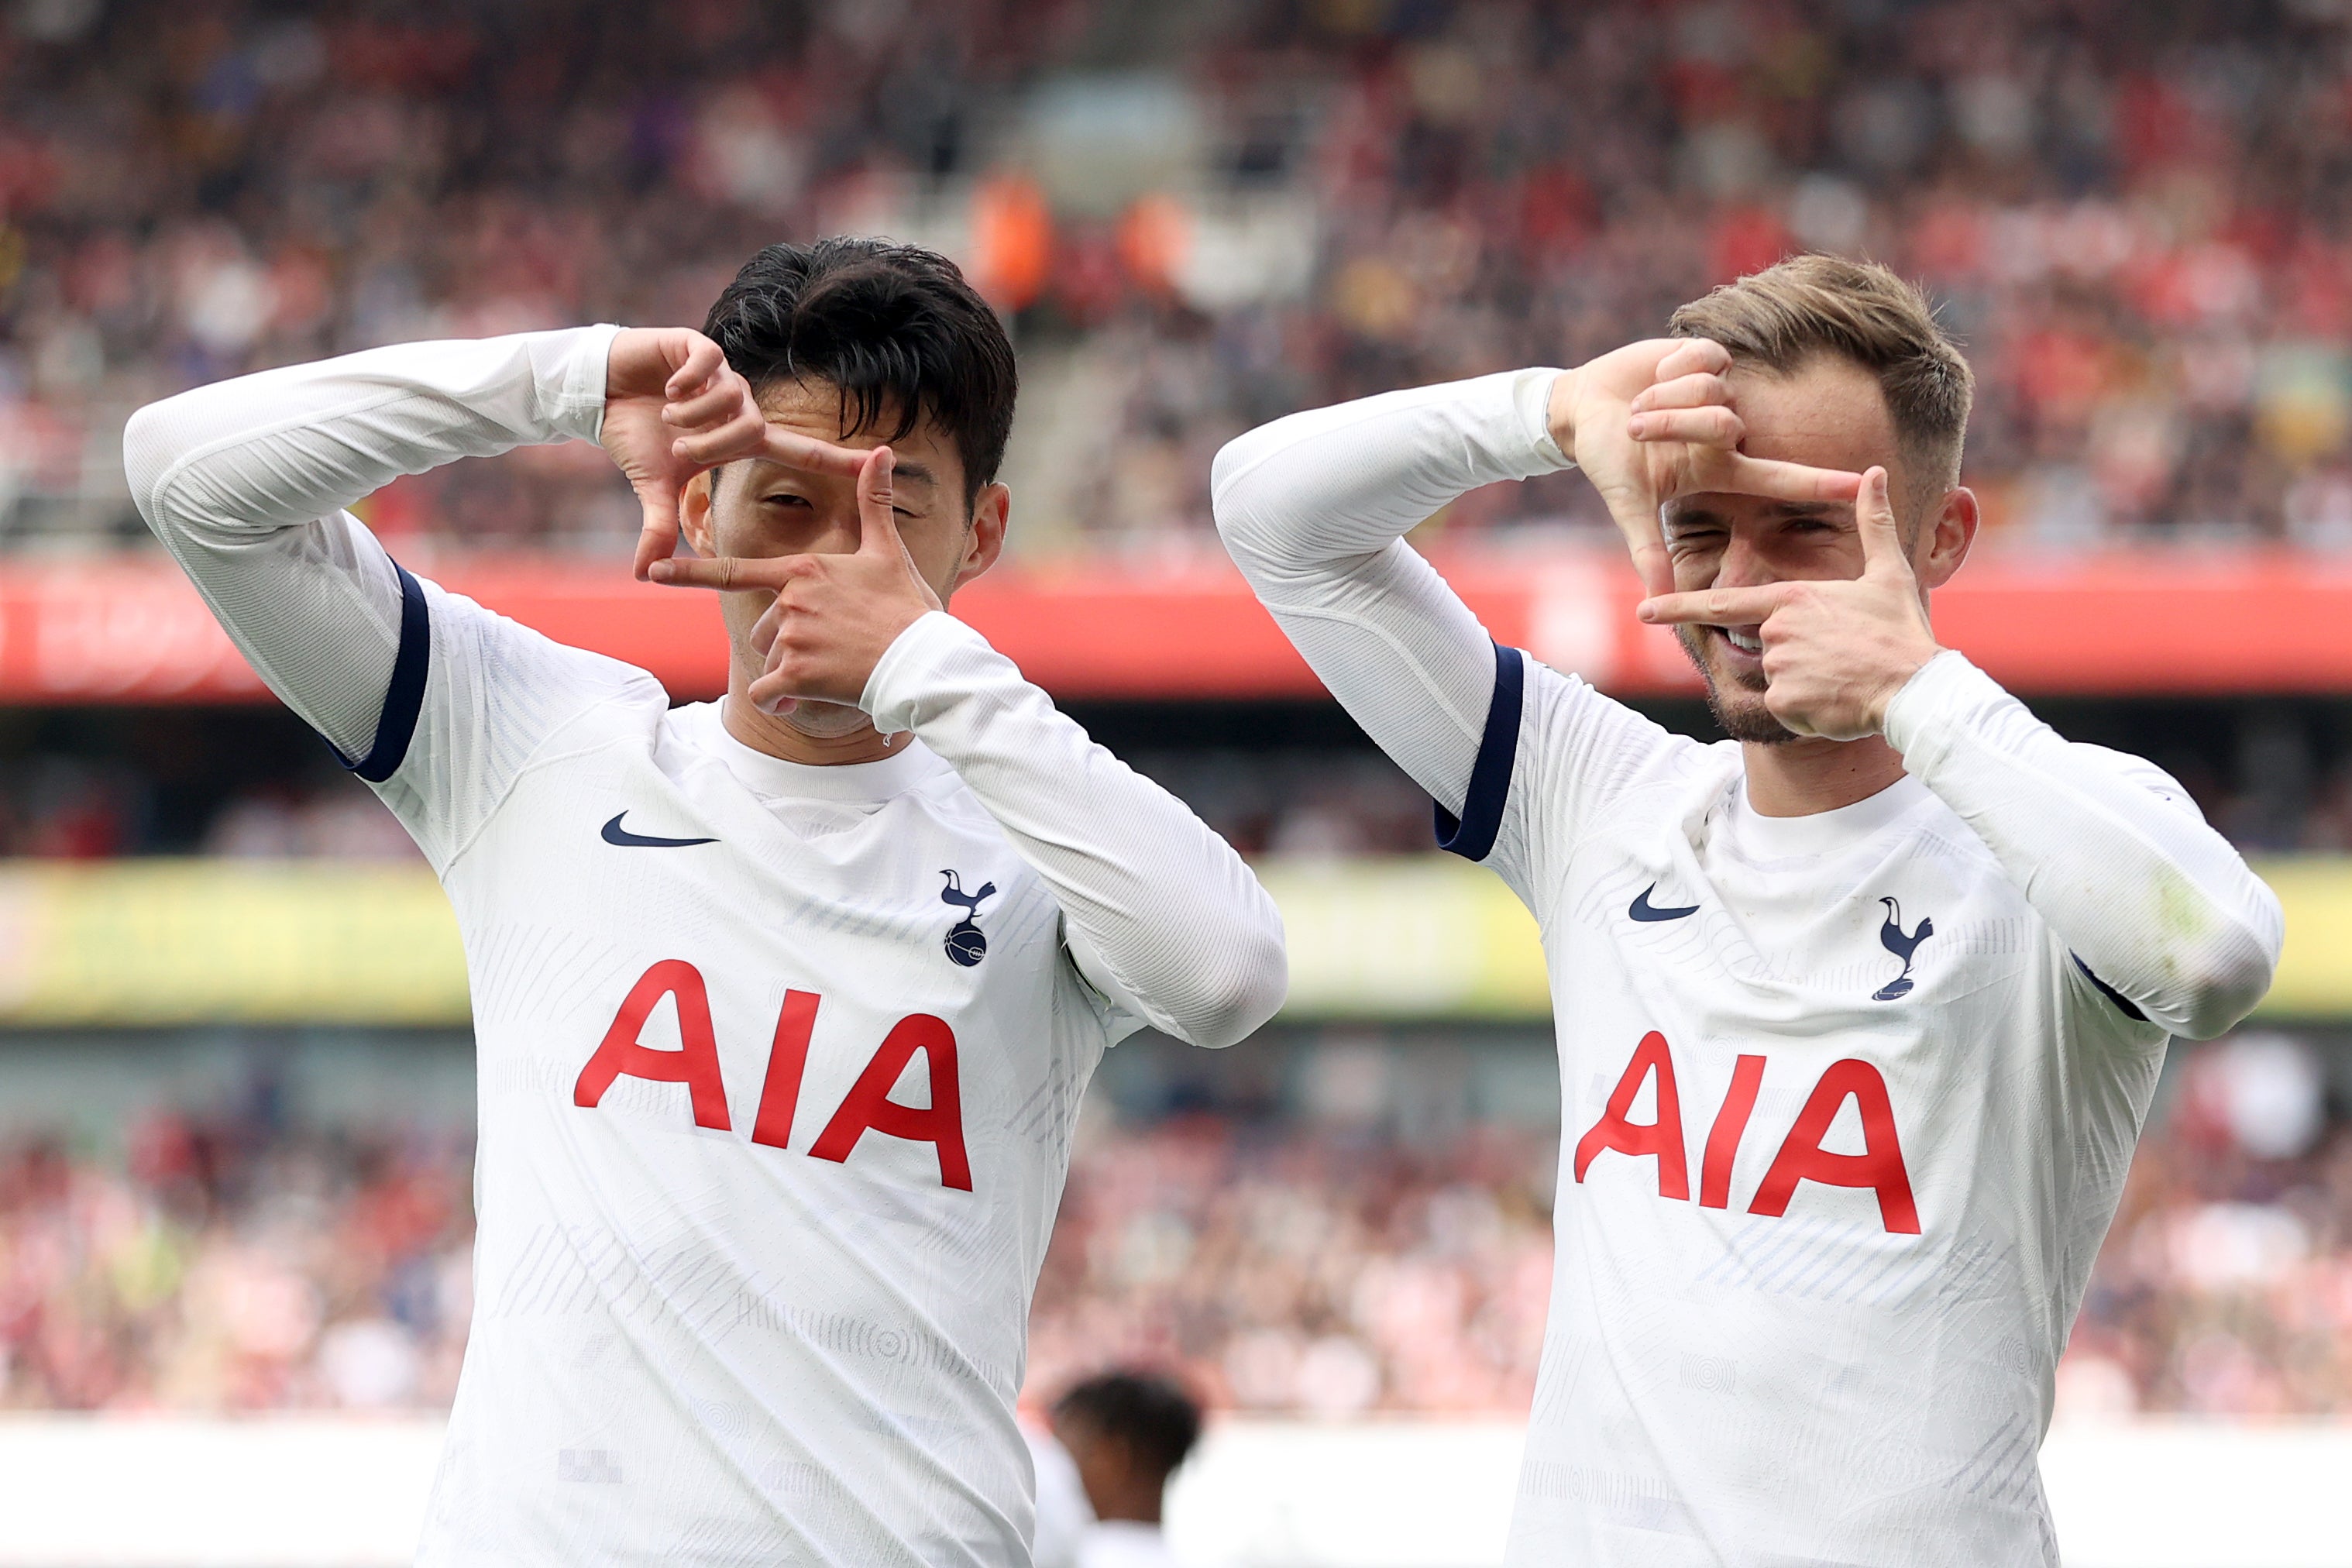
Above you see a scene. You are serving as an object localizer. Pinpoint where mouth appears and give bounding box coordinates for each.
[1713,624,1764,657]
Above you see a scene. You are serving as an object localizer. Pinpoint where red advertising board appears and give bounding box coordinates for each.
[2,546,2347,703]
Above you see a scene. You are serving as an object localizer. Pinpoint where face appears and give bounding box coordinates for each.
[681,378,1007,739]
[1659,355,1974,744]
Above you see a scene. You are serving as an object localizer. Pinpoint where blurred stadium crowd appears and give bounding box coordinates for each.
[8,0,2352,547]
[2,717,2350,858]
[2,1033,2347,1417]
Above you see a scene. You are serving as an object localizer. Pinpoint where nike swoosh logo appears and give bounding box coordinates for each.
[1628,882,1700,923]
[600,813,718,849]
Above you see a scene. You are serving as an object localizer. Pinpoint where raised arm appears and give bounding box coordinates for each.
[1209,369,1566,817]
[866,614,1287,1049]
[1886,655,2280,1038]
[1210,347,1861,889]
[124,329,624,758]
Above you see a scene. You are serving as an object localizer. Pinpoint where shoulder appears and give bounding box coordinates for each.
[417,573,665,704]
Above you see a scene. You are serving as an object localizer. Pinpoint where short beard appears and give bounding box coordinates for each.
[1676,625,1799,746]
[777,698,872,740]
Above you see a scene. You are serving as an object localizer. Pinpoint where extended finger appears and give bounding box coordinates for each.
[1636,583,1796,626]
[758,425,872,480]
[1629,372,1731,414]
[855,445,899,556]
[1855,466,1904,569]
[1654,338,1731,382]
[1629,405,1743,448]
[1718,454,1865,504]
[648,552,817,591]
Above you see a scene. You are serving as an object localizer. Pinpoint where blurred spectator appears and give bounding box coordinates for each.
[0,1111,471,1410]
[1050,1370,1203,1568]
[11,2,2352,549]
[5,728,2352,858]
[2,1032,2349,1415]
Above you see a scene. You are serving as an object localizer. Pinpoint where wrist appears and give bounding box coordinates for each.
[1877,646,1965,749]
[1546,366,1580,459]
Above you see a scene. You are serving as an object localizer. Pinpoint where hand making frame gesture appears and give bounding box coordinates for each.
[648,441,943,716]
[1549,336,1864,599]
[1635,465,1945,741]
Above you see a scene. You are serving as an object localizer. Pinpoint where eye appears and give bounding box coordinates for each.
[761,493,813,509]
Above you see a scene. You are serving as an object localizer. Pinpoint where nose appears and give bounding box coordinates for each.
[1711,527,1778,594]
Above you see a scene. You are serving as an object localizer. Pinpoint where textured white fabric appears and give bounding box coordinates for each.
[1020,1423,1093,1568]
[129,329,1285,1566]
[1213,373,2282,1566]
[867,610,1284,1047]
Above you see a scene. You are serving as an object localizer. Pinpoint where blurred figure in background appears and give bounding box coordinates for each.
[1050,1370,1203,1568]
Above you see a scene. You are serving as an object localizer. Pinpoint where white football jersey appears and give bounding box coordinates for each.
[125,328,1287,1566]
[1467,660,2161,1564]
[1212,369,2281,1566]
[415,645,1121,1564]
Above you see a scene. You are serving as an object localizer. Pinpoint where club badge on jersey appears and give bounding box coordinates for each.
[940,870,996,967]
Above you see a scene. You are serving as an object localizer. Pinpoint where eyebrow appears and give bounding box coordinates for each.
[745,456,943,494]
[1664,499,1848,530]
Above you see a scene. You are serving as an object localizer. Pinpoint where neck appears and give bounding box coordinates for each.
[1739,732,1908,817]
[720,689,907,766]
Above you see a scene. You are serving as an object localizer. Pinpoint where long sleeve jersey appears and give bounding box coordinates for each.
[124,328,1285,1568]
[1213,370,2280,1567]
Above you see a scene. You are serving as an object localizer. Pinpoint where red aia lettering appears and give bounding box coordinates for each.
[1573,1030,1690,1200]
[576,967,972,1193]
[807,1014,972,1192]
[1699,1054,1767,1210]
[573,960,731,1130]
[1746,1058,1921,1235]
[750,989,821,1150]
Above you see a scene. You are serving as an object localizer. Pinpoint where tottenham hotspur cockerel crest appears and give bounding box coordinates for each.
[940,870,997,967]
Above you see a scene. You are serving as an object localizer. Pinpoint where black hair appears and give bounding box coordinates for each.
[702,236,1017,502]
[1052,1370,1202,1480]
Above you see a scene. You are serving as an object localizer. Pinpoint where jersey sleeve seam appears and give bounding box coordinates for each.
[435,673,667,877]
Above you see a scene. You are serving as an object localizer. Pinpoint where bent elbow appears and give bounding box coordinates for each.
[120,399,178,525]
[1171,913,1288,1050]
[1209,445,1253,546]
[2162,882,2283,1039]
[2171,938,2281,1041]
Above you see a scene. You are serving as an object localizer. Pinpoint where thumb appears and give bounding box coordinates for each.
[632,476,683,580]
[1598,484,1676,600]
[855,445,899,557]
[1856,466,1903,573]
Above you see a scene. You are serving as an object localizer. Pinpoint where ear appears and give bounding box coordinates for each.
[944,481,1009,602]
[1914,485,1977,591]
[681,469,717,557]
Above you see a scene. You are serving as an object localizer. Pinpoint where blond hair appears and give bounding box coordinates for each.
[1669,254,1973,499]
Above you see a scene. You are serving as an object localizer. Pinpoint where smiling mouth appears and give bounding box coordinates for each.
[1714,625,1763,655]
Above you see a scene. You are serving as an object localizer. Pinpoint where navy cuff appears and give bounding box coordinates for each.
[1434,642,1523,862]
[332,562,430,785]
